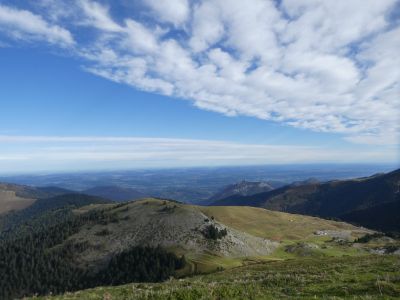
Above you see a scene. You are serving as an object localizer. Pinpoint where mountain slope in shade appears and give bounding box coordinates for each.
[83,186,147,202]
[212,169,400,232]
[340,200,400,232]
[0,183,72,214]
[209,180,275,202]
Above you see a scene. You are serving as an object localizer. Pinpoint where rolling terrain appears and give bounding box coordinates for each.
[212,169,400,232]
[1,173,399,299]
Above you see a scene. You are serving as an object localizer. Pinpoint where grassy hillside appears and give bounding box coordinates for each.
[66,199,372,272]
[30,255,400,300]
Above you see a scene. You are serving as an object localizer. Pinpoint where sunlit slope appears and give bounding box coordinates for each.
[199,205,366,241]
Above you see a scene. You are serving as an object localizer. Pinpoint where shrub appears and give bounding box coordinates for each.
[202,224,227,240]
[95,228,111,236]
[354,233,384,243]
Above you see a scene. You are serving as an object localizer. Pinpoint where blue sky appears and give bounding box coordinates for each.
[0,0,399,173]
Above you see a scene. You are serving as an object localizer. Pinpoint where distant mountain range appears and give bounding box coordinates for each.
[2,164,394,204]
[211,169,400,232]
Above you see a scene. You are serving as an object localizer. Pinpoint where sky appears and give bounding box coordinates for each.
[0,0,399,173]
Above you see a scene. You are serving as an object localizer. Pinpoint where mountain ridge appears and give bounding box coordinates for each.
[211,169,400,232]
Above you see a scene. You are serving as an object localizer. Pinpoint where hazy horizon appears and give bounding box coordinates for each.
[0,161,398,177]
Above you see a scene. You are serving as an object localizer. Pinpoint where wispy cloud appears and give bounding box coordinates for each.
[0,0,399,145]
[0,135,397,173]
[0,4,74,45]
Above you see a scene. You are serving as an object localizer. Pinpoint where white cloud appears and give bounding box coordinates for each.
[0,4,74,45]
[144,0,190,27]
[78,0,122,32]
[124,19,159,53]
[189,0,225,52]
[0,0,399,145]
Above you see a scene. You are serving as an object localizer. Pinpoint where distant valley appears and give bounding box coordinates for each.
[83,186,148,202]
[1,164,394,203]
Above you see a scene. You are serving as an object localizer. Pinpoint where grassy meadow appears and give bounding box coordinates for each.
[29,255,400,300]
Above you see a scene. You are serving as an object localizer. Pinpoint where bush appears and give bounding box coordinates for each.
[202,225,227,240]
[95,228,111,236]
[354,233,384,243]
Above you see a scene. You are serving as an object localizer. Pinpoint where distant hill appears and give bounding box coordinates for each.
[0,193,113,234]
[0,183,72,214]
[83,185,147,202]
[209,180,275,202]
[289,177,320,187]
[211,169,400,232]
